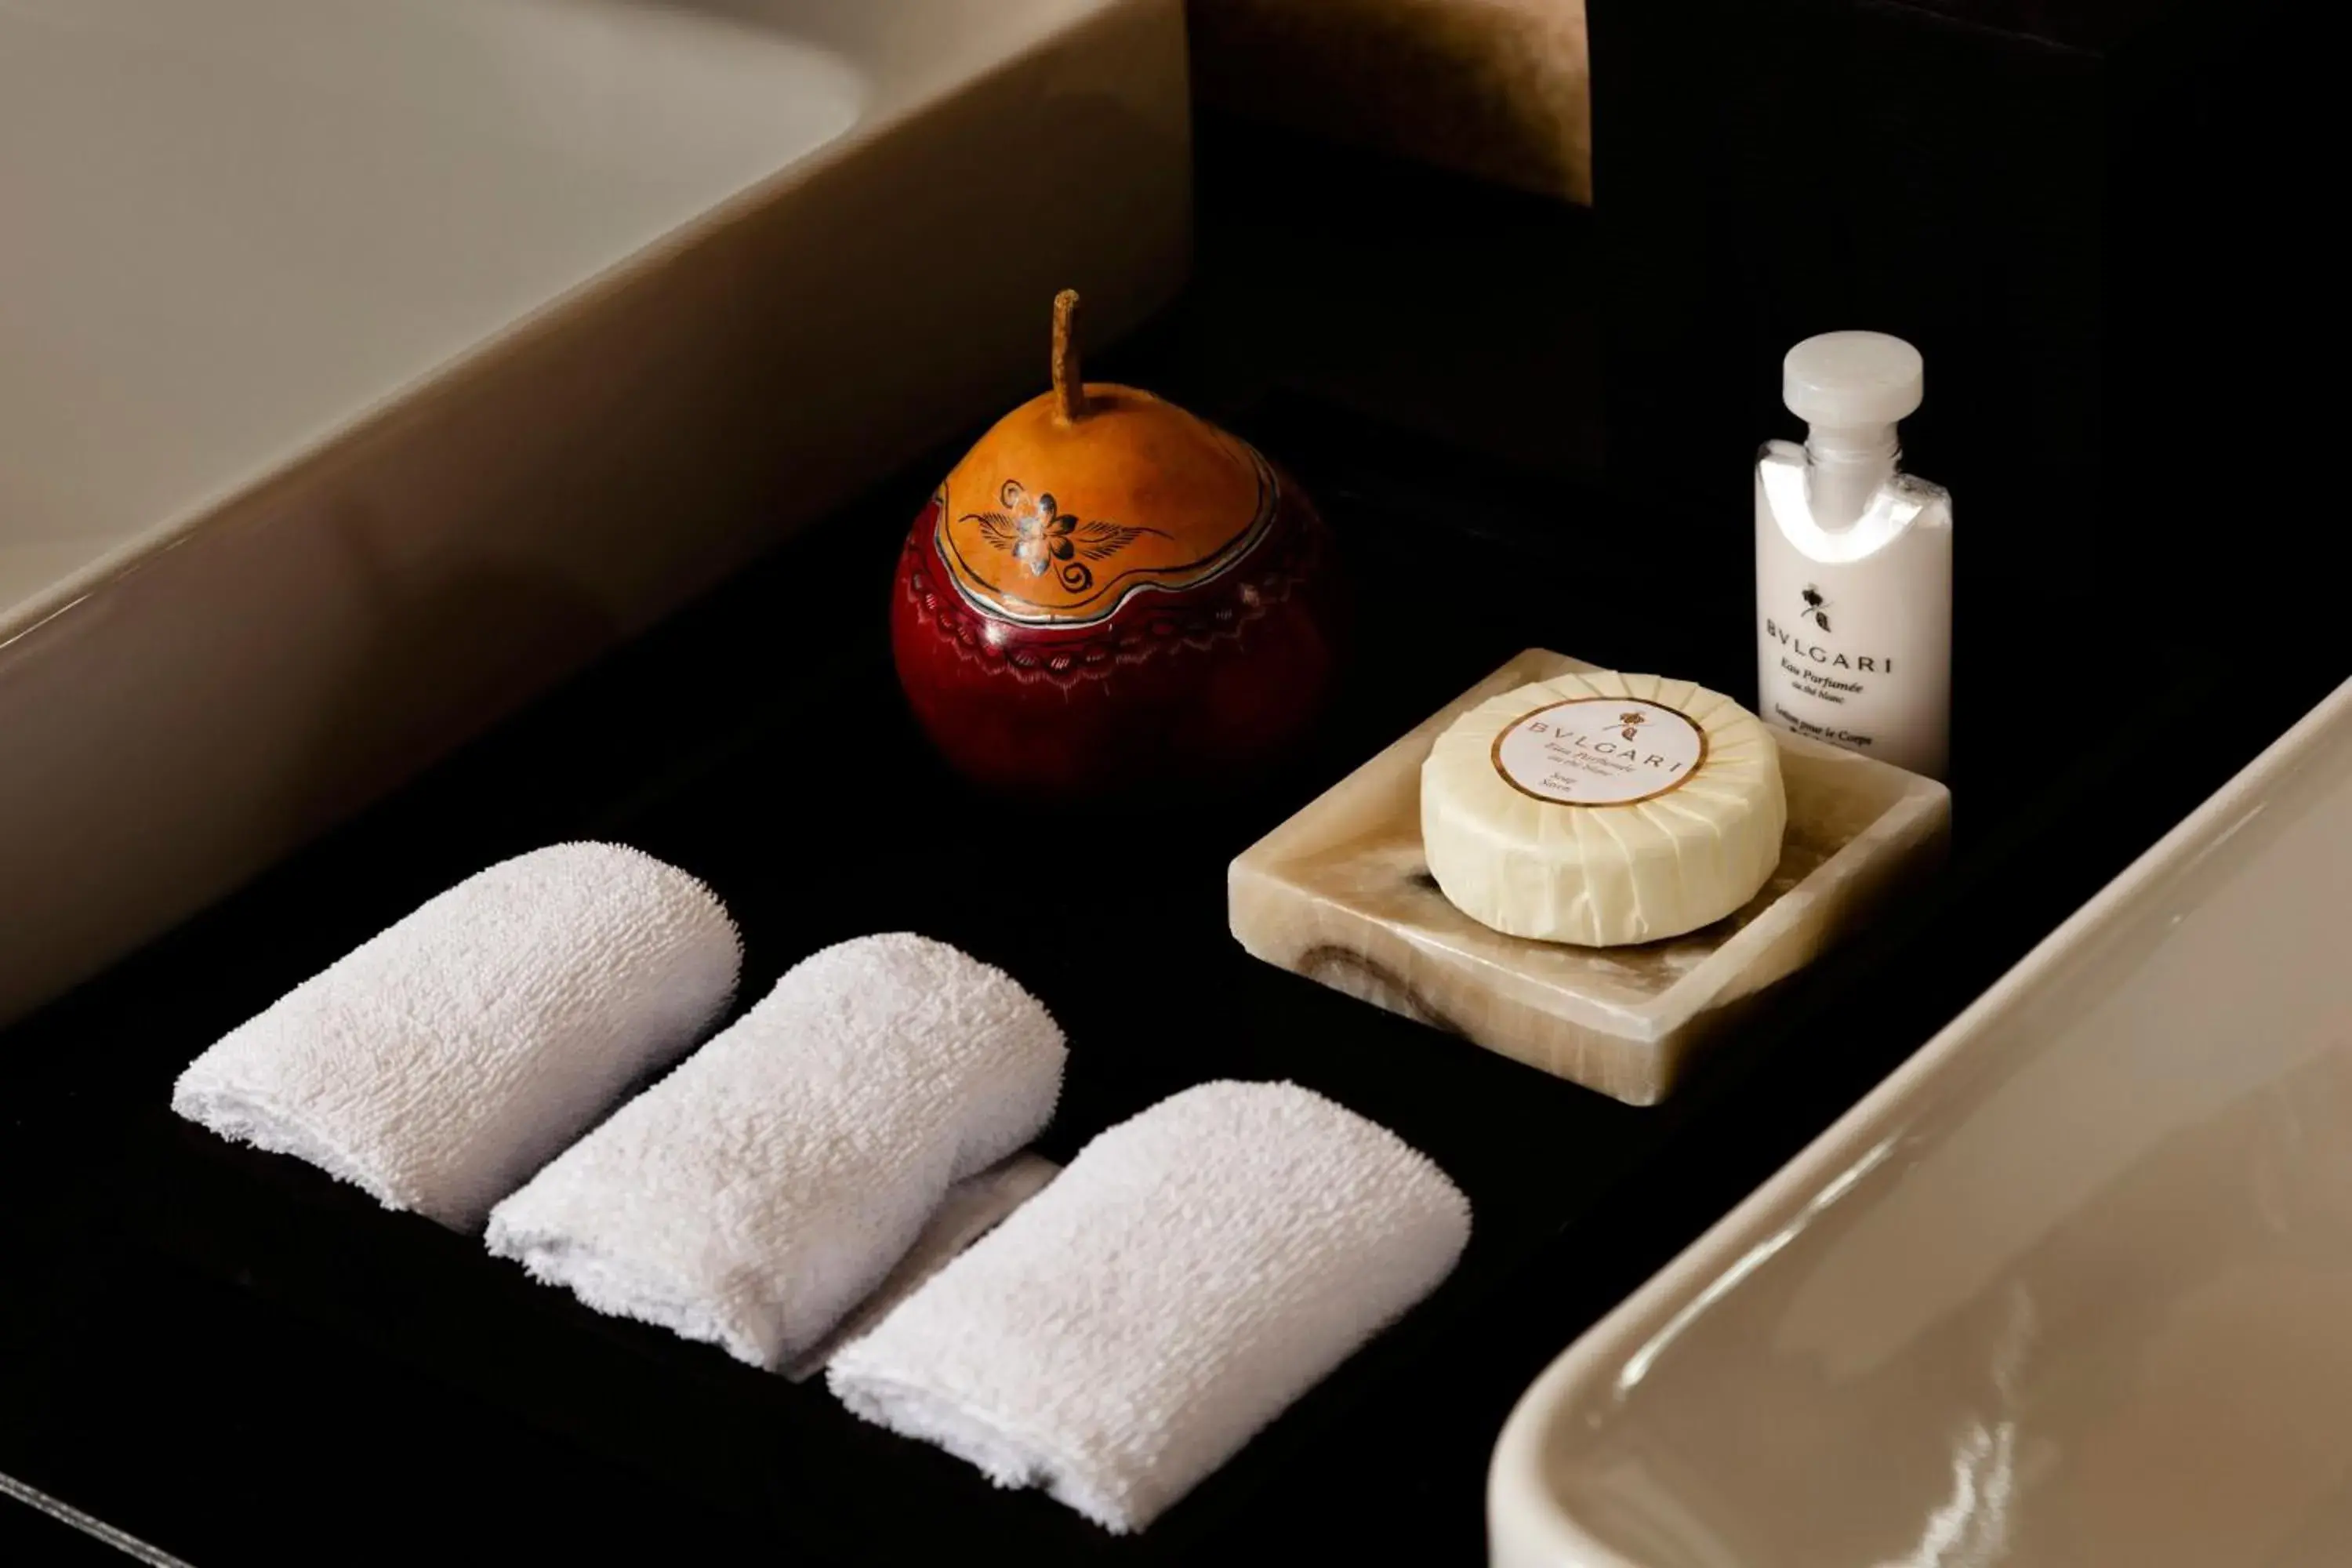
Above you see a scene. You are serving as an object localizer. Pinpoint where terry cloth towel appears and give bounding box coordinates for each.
[782,1151,1062,1384]
[826,1080,1472,1534]
[485,933,1067,1370]
[172,843,740,1231]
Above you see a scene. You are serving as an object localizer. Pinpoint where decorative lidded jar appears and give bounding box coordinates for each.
[891,292,1341,797]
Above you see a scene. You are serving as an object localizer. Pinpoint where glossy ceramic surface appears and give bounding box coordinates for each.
[1,0,862,602]
[893,384,1339,796]
[1490,674,2352,1566]
[0,0,1189,1022]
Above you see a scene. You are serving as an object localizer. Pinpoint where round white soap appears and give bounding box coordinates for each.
[1421,670,1787,946]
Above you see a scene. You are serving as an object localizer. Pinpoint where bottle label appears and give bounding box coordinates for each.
[1490,697,1707,805]
[1754,456,1951,779]
[1760,587,1898,754]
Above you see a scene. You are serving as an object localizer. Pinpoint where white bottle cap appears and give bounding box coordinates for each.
[1783,331,1924,427]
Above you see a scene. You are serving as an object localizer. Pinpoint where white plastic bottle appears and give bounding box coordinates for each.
[1754,331,1952,780]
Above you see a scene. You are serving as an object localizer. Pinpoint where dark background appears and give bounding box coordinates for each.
[1,0,2336,1557]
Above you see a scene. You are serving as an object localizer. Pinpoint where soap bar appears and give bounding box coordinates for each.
[1231,650,1951,1103]
[1421,670,1785,946]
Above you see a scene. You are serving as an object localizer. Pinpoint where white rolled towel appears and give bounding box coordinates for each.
[172,842,740,1231]
[485,933,1067,1370]
[827,1080,1472,1534]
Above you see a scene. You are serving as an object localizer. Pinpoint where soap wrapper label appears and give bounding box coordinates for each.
[1491,697,1707,806]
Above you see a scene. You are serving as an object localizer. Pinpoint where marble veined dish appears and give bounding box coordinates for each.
[1230,650,1950,1105]
[0,0,1189,1022]
[1490,673,2352,1566]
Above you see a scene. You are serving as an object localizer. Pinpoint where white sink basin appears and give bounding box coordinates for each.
[1491,674,2352,1567]
[0,0,1187,1022]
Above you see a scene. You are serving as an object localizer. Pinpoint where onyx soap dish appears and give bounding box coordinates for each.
[1229,650,1951,1105]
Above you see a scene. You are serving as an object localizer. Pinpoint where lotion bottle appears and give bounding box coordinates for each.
[1755,331,1951,779]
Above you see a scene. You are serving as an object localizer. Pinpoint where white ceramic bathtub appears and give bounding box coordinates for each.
[0,0,1189,1022]
[1491,673,2352,1566]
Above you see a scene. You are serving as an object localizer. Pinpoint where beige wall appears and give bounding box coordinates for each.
[1189,0,1591,203]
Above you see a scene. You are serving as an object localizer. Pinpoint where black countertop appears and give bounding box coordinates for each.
[2,120,2342,1565]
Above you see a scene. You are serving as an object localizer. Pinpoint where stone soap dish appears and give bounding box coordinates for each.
[1229,650,1951,1105]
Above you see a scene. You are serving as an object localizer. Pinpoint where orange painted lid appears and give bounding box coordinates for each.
[933,383,1277,628]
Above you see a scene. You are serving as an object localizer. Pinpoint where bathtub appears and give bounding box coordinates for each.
[0,0,1190,1022]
